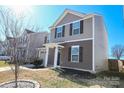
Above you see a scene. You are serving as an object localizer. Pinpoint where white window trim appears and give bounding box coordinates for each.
[71,45,79,63]
[56,26,63,38]
[72,21,80,35]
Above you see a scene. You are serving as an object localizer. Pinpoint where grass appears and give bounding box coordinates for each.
[96,71,124,79]
[0,68,123,88]
[0,69,89,88]
[0,61,9,67]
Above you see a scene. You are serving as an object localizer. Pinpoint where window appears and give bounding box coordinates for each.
[56,27,63,38]
[72,22,80,35]
[71,45,79,62]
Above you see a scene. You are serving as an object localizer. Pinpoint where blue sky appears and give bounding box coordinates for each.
[30,5,124,58]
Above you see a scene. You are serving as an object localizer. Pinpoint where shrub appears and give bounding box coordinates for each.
[33,59,43,68]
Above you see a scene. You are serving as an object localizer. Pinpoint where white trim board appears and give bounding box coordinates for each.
[58,38,93,44]
[92,16,95,72]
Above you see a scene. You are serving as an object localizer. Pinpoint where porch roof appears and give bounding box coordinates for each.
[43,43,64,48]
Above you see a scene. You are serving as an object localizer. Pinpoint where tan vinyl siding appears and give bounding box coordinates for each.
[60,40,93,70]
[26,32,48,60]
[94,15,108,72]
[50,18,93,43]
[56,13,83,26]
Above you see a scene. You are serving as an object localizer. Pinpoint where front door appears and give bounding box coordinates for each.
[57,51,60,66]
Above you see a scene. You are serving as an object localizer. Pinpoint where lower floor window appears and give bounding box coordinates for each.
[71,45,79,63]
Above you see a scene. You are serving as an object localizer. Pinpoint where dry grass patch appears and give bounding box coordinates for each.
[0,68,123,88]
[0,69,87,88]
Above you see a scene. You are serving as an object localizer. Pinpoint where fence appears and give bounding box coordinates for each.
[108,59,119,72]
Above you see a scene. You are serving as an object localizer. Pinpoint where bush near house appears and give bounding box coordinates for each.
[32,59,43,68]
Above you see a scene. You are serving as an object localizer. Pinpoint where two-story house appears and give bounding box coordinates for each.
[25,31,49,63]
[15,29,49,63]
[43,9,108,73]
[2,29,48,63]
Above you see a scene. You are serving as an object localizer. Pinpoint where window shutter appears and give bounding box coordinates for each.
[62,26,65,37]
[68,47,71,61]
[70,23,72,35]
[55,28,57,38]
[44,36,47,43]
[80,20,83,34]
[79,47,83,62]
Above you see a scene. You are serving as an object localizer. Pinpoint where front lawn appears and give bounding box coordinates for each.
[0,69,88,88]
[0,68,123,88]
[0,61,9,67]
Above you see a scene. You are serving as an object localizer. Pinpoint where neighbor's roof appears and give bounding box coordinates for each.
[25,29,34,34]
[6,36,14,40]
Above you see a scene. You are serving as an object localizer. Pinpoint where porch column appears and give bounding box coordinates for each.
[54,46,58,67]
[44,47,49,67]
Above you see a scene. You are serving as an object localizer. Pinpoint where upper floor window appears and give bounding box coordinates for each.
[72,21,80,35]
[56,27,63,38]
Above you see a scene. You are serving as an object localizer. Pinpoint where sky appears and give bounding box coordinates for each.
[0,5,124,58]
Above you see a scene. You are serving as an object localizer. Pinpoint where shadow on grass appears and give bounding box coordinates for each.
[96,71,124,88]
[53,68,124,87]
[31,66,45,69]
[52,68,96,86]
[96,71,124,79]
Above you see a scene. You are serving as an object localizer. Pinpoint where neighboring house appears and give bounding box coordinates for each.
[3,36,15,56]
[0,43,4,55]
[15,29,34,62]
[43,9,108,73]
[15,29,49,63]
[2,29,49,63]
[25,31,49,63]
[2,30,33,59]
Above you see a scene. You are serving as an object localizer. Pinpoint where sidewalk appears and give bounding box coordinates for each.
[0,67,11,72]
[20,66,50,71]
[0,65,50,72]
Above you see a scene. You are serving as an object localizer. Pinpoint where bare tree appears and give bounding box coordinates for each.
[0,7,29,88]
[112,45,124,60]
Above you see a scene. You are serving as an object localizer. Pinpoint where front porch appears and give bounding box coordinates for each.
[38,43,64,68]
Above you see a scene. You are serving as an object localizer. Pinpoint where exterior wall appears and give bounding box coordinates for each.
[56,13,83,26]
[50,18,93,43]
[49,11,108,72]
[26,32,48,62]
[48,48,55,66]
[94,15,108,72]
[39,50,46,65]
[60,40,93,70]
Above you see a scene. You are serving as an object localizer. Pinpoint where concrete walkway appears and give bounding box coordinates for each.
[0,65,50,72]
[20,66,50,71]
[0,67,11,72]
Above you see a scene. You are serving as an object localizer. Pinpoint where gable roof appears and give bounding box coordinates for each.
[25,29,34,34]
[50,9,86,28]
[6,36,14,40]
